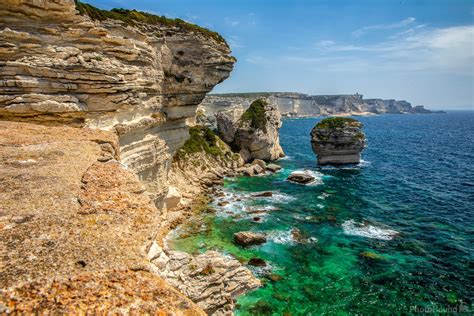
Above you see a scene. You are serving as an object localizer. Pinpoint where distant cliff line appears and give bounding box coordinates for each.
[201,92,443,118]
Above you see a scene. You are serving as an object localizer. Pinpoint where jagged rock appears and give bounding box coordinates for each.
[241,163,265,176]
[216,99,285,162]
[165,186,182,211]
[234,231,267,246]
[251,159,267,169]
[287,172,315,184]
[150,247,260,315]
[310,117,366,165]
[265,163,282,172]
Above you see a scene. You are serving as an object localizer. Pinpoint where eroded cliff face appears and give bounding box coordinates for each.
[0,0,234,204]
[0,1,255,314]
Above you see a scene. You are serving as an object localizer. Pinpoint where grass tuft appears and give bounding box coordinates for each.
[74,0,227,45]
[316,117,362,129]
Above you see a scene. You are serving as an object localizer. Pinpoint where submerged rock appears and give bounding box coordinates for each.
[287,172,315,184]
[247,258,267,267]
[252,191,273,197]
[234,231,267,246]
[310,117,366,165]
[216,99,285,162]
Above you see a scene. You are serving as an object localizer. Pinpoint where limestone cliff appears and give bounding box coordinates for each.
[216,99,285,162]
[0,1,261,314]
[310,117,366,165]
[198,93,439,122]
[0,0,234,205]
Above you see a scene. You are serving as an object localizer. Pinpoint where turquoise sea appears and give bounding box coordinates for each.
[170,111,474,315]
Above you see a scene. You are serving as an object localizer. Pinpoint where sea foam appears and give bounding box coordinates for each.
[342,219,399,241]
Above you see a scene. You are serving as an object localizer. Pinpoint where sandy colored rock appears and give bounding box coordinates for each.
[0,269,205,315]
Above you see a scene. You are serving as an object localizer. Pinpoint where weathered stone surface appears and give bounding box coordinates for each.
[150,245,260,315]
[0,0,234,205]
[216,99,285,162]
[234,231,267,246]
[0,121,204,314]
[310,117,366,165]
[0,269,205,315]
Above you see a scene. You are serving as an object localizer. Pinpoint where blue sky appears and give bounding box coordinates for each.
[86,0,473,109]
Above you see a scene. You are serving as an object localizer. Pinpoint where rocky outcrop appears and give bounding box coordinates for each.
[149,244,260,315]
[0,0,234,205]
[198,93,439,120]
[310,117,366,165]
[216,99,285,162]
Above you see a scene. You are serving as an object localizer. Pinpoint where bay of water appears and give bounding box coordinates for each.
[170,111,474,315]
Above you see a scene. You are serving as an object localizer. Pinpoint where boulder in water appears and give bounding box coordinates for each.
[247,258,267,267]
[234,231,267,246]
[287,172,315,184]
[265,163,282,172]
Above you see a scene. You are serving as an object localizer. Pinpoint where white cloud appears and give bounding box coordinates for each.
[304,25,474,76]
[353,17,416,37]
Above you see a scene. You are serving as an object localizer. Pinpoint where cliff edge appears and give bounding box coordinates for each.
[0,1,260,314]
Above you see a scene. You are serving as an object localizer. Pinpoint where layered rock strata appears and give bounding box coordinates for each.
[0,1,260,314]
[310,117,366,165]
[216,99,285,162]
[0,0,234,205]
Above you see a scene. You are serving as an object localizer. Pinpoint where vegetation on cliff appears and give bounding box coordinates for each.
[315,117,362,129]
[74,1,227,45]
[175,125,230,161]
[240,99,268,132]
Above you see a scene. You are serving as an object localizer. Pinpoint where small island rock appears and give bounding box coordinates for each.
[310,117,366,165]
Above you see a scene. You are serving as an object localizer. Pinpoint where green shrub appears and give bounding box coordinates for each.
[74,1,227,45]
[240,99,268,132]
[175,125,223,160]
[316,117,362,129]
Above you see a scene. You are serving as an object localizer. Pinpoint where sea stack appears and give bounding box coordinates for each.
[310,117,366,165]
[216,99,285,162]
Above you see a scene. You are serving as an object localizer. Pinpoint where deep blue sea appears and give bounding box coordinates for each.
[171,111,474,315]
